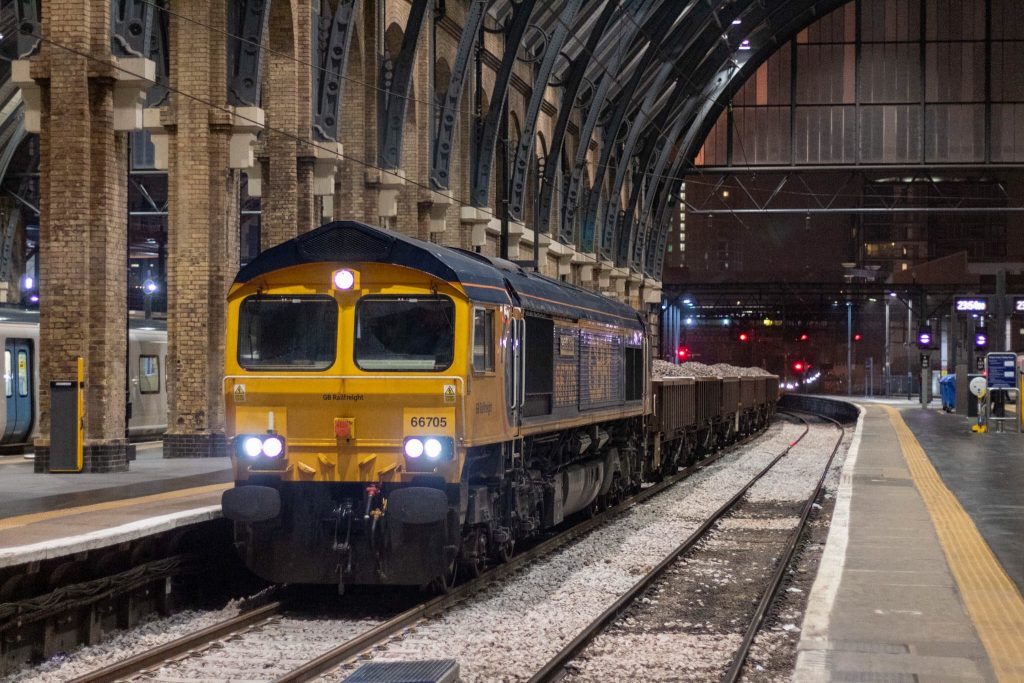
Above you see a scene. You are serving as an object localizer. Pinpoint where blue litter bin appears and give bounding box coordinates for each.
[939,375,956,412]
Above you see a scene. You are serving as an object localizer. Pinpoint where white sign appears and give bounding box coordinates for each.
[1015,298,1024,313]
[956,298,987,312]
[969,376,988,398]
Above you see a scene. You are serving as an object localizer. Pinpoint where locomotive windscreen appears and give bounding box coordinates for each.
[354,296,454,371]
[238,295,338,370]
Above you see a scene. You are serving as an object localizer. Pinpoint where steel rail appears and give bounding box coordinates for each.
[67,417,778,683]
[721,411,847,683]
[70,601,283,683]
[525,412,814,683]
[272,422,775,683]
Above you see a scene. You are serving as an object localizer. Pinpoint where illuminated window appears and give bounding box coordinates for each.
[139,355,160,394]
[472,308,495,372]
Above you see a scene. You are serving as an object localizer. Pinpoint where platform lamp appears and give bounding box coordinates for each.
[19,273,38,307]
[142,278,158,319]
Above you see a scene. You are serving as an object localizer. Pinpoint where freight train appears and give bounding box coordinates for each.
[0,309,167,448]
[220,220,778,591]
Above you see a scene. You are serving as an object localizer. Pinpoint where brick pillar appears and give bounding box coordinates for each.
[160,0,238,458]
[261,0,300,250]
[297,155,317,229]
[29,0,130,473]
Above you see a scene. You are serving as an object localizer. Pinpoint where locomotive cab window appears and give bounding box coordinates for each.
[3,350,10,397]
[472,308,495,372]
[238,294,338,370]
[139,355,160,394]
[355,296,454,371]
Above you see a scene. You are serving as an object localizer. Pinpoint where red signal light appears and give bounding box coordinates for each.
[738,332,750,342]
[853,333,862,342]
[677,345,690,361]
[799,333,809,342]
[792,361,806,373]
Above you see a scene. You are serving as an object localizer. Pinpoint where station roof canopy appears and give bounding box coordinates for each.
[488,0,847,170]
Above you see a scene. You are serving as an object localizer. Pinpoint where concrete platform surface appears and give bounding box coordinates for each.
[897,407,1024,593]
[796,404,1024,682]
[0,442,232,519]
[0,444,231,567]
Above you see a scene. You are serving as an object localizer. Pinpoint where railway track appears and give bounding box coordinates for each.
[534,411,846,683]
[66,421,789,683]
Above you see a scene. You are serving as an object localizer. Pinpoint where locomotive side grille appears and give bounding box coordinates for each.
[297,224,394,262]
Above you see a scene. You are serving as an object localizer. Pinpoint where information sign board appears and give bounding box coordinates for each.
[955,297,987,313]
[986,353,1018,390]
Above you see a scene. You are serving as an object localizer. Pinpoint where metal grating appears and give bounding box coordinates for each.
[342,659,460,683]
[578,330,623,410]
[297,223,394,262]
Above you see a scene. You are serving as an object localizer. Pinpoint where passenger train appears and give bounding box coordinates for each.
[220,220,778,590]
[0,309,168,449]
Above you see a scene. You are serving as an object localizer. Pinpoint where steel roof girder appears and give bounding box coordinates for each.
[559,2,650,246]
[575,3,681,255]
[535,0,624,238]
[378,0,430,169]
[227,0,271,108]
[506,0,586,223]
[312,0,359,143]
[14,0,41,58]
[469,0,538,208]
[596,60,674,263]
[430,0,487,190]
[111,0,155,58]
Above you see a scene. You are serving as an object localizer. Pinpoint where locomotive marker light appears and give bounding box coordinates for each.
[404,437,425,458]
[332,268,359,291]
[403,435,453,461]
[424,438,443,459]
[243,437,263,458]
[235,434,287,459]
[263,436,284,458]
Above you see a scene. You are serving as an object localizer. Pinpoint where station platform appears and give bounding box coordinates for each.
[796,402,1024,682]
[0,443,231,567]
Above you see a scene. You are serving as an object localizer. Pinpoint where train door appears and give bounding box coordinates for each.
[4,339,33,443]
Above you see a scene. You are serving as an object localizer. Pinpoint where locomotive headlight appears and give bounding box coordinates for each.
[262,436,284,458]
[424,438,443,459]
[332,269,358,291]
[242,437,263,458]
[404,437,424,458]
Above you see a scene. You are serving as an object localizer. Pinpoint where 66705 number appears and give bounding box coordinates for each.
[410,416,448,428]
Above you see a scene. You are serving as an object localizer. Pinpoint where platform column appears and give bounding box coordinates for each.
[160,0,240,458]
[25,0,151,473]
[260,0,317,249]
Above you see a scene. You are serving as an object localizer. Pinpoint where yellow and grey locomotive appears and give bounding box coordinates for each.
[222,220,650,589]
[220,220,777,589]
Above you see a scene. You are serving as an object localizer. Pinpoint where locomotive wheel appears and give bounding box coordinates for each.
[459,531,487,579]
[495,538,514,564]
[429,559,458,594]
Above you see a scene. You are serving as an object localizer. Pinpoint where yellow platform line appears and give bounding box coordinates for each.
[885,406,1024,681]
[0,483,230,532]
